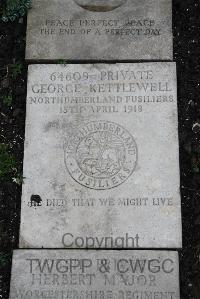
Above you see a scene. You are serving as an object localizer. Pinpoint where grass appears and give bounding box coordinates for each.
[10,63,23,79]
[0,144,17,181]
[2,93,12,107]
[57,59,68,65]
[1,0,31,22]
[0,253,10,266]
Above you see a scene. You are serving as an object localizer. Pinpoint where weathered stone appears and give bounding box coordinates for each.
[9,250,180,299]
[19,63,181,248]
[26,0,173,61]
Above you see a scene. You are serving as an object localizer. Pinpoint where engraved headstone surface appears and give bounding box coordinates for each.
[9,250,180,299]
[26,0,173,60]
[19,63,181,248]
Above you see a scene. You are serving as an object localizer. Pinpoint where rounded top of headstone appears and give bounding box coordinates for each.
[73,0,127,12]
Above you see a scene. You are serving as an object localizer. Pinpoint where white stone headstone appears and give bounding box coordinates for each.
[9,250,180,299]
[26,0,173,60]
[19,63,182,249]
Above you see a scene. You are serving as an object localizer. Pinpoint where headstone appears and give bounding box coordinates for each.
[19,63,182,249]
[9,250,180,299]
[26,0,173,61]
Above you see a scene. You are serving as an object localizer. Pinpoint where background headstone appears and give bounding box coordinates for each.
[26,0,173,60]
[9,250,180,299]
[19,63,182,249]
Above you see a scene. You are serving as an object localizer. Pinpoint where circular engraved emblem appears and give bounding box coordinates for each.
[64,121,137,190]
[73,0,127,12]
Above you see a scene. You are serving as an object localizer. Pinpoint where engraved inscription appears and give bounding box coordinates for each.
[64,121,137,189]
[41,18,162,38]
[28,68,174,116]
